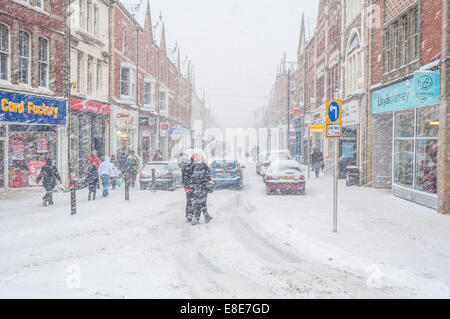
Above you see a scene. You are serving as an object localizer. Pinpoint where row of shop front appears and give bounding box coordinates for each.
[302,69,441,210]
[0,89,191,190]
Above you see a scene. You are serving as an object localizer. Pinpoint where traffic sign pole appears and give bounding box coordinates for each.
[333,139,338,233]
[325,99,342,233]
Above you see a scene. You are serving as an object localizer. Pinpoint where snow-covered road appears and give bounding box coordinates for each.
[0,164,449,298]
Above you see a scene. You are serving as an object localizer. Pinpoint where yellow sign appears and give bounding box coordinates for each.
[310,124,324,132]
[326,99,342,138]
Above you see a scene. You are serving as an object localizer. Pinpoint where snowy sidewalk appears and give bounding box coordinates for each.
[0,166,449,298]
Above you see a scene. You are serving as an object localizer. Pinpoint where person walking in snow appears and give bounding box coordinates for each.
[86,164,100,200]
[98,156,113,197]
[190,153,214,225]
[311,147,324,178]
[89,150,100,169]
[127,150,140,188]
[36,158,62,206]
[181,156,196,223]
[152,149,163,161]
[110,163,119,190]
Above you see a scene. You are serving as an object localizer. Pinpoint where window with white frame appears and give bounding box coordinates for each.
[77,51,82,93]
[96,59,102,95]
[159,89,168,114]
[86,0,91,33]
[79,0,83,29]
[93,4,99,37]
[36,0,44,9]
[87,55,93,95]
[144,78,155,108]
[120,62,135,99]
[38,37,48,88]
[0,23,10,81]
[346,33,363,95]
[18,30,30,85]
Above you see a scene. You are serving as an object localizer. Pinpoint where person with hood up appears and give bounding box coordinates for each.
[181,157,196,223]
[152,149,163,161]
[190,153,214,225]
[86,164,100,200]
[127,150,140,188]
[36,158,62,206]
[98,156,113,197]
[110,162,119,190]
[311,147,324,178]
[89,150,100,169]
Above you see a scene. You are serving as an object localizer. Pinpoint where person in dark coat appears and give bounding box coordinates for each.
[86,164,100,200]
[181,157,196,223]
[36,158,62,206]
[190,153,214,225]
[311,147,324,178]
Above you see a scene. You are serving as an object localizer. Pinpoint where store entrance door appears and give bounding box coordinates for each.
[373,113,393,188]
[0,140,5,189]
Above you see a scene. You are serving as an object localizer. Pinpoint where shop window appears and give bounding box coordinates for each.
[0,23,10,81]
[394,140,414,188]
[416,105,439,138]
[18,30,30,85]
[394,109,414,138]
[415,139,438,193]
[38,37,48,88]
[8,126,57,188]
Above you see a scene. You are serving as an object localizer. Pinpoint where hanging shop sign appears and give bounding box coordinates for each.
[293,108,301,118]
[71,98,110,115]
[372,69,440,114]
[342,100,360,126]
[0,91,66,125]
[310,124,324,132]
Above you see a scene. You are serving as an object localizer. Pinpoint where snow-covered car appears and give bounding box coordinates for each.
[265,160,305,195]
[210,160,244,190]
[261,152,292,181]
[139,161,182,191]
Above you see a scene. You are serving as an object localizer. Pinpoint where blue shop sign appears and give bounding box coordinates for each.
[0,91,66,125]
[372,70,440,114]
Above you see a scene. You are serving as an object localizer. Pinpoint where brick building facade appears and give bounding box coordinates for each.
[0,0,68,190]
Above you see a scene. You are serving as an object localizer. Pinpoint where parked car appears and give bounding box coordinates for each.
[261,152,292,181]
[210,160,244,190]
[265,160,305,195]
[256,152,269,175]
[139,161,182,191]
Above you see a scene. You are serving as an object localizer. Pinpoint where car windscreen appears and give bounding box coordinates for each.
[269,162,302,173]
[212,161,237,170]
[143,164,169,173]
[268,154,290,162]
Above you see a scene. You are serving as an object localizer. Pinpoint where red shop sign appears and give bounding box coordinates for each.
[71,98,110,115]
[160,123,169,131]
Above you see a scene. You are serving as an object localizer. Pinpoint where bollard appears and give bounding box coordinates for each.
[125,175,130,200]
[70,179,77,215]
[151,168,156,190]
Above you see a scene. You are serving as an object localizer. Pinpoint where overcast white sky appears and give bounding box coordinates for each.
[148,0,318,129]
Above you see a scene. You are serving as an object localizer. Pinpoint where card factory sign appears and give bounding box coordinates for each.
[0,91,66,125]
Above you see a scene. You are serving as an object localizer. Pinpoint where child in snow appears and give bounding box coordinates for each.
[86,164,100,200]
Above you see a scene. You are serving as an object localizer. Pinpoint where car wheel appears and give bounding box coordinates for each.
[140,183,147,190]
[169,180,176,191]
